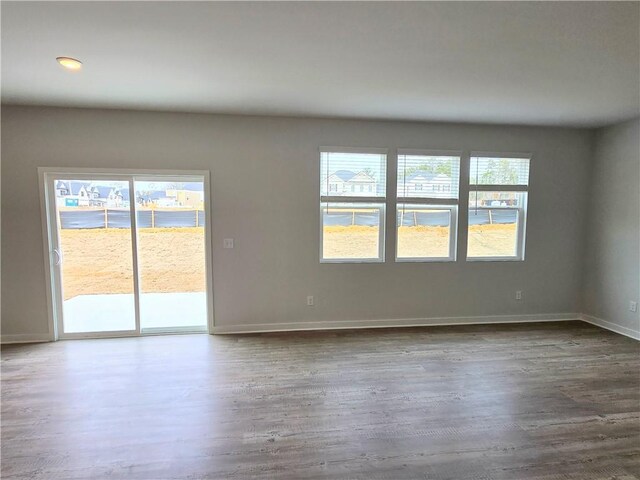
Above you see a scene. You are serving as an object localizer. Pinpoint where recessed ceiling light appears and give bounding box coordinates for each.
[56,57,82,70]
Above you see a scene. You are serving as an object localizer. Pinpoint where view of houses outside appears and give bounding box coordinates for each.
[321,154,523,259]
[56,180,206,303]
[55,180,130,208]
[325,169,377,196]
[397,155,459,199]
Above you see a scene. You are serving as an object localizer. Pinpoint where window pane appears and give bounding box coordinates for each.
[397,205,452,259]
[469,191,526,208]
[134,180,207,330]
[320,152,386,197]
[467,214,518,258]
[55,179,136,333]
[470,157,530,185]
[397,154,460,199]
[322,203,383,260]
[467,192,526,258]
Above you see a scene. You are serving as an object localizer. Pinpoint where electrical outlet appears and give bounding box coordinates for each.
[223,238,234,249]
[515,290,522,301]
[307,296,314,306]
[630,301,637,313]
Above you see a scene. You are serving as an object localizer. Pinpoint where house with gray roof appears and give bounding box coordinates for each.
[55,180,131,207]
[400,170,453,197]
[324,170,377,196]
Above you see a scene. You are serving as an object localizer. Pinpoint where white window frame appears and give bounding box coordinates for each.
[395,149,461,263]
[319,147,387,263]
[466,152,531,262]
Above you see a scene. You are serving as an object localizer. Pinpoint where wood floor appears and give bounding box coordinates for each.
[2,321,639,479]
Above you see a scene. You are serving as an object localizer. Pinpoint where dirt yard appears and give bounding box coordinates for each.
[397,226,450,258]
[60,228,206,300]
[323,223,517,259]
[466,223,517,257]
[60,223,516,299]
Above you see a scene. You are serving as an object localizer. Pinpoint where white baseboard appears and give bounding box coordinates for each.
[1,333,53,344]
[212,313,579,334]
[4,314,636,343]
[579,313,640,341]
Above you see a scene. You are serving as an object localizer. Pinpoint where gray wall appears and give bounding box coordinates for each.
[1,106,593,337]
[582,118,640,336]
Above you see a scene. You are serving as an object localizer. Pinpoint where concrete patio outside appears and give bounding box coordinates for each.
[62,292,207,333]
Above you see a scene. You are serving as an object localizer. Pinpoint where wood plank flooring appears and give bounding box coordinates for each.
[1,321,639,479]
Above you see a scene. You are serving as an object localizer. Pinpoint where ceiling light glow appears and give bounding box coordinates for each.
[56,57,82,70]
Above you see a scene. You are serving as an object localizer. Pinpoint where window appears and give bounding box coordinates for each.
[396,150,461,261]
[467,155,530,260]
[320,148,387,262]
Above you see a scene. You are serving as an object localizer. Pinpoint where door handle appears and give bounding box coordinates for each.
[53,249,63,266]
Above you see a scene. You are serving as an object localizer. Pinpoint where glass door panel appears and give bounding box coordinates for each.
[134,179,207,331]
[54,178,136,333]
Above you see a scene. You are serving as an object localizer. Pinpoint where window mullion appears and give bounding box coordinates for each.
[472,184,528,192]
[321,196,385,203]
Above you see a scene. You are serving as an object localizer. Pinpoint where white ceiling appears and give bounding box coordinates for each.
[2,2,639,127]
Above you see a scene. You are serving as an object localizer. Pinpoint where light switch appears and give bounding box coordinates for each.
[223,238,234,249]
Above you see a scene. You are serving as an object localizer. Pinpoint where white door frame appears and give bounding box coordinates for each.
[38,167,215,341]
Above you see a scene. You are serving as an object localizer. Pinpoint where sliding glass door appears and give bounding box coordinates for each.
[42,171,211,339]
[134,179,208,333]
[52,178,138,334]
